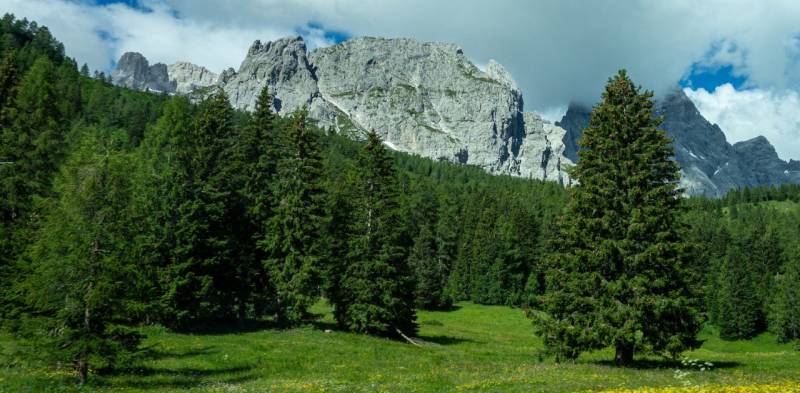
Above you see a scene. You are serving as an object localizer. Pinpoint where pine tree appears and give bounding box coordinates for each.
[0,50,18,119]
[131,95,194,324]
[160,88,239,327]
[1,56,68,322]
[16,127,142,384]
[771,251,800,342]
[433,193,458,307]
[409,223,450,309]
[232,86,279,322]
[79,63,89,77]
[532,71,702,365]
[262,108,325,326]
[715,246,763,340]
[335,131,417,336]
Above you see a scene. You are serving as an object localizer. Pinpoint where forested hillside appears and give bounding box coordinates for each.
[0,14,798,388]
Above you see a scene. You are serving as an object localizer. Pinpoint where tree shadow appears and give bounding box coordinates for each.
[94,347,260,389]
[416,334,477,346]
[138,345,217,361]
[591,359,741,370]
[175,318,280,335]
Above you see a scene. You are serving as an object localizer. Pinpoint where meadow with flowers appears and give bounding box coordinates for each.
[2,301,798,392]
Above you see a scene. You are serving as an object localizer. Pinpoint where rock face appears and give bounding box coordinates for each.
[112,53,217,95]
[558,89,800,196]
[167,62,218,94]
[111,36,574,183]
[111,52,174,93]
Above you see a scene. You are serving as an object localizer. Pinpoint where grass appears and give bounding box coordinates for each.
[1,302,799,392]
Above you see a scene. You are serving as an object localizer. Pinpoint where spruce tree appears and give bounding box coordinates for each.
[16,127,142,384]
[409,223,450,309]
[532,71,702,364]
[160,88,239,327]
[232,86,279,322]
[335,131,417,336]
[715,246,763,340]
[1,56,67,322]
[131,95,194,324]
[0,50,18,118]
[262,108,325,326]
[771,251,800,342]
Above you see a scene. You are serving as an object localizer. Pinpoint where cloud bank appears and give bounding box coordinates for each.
[685,84,800,161]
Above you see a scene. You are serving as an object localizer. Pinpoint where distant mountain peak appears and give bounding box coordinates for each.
[558,89,798,196]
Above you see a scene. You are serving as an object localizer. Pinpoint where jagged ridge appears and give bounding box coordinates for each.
[111,36,573,183]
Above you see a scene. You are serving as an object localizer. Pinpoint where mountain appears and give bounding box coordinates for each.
[111,36,800,196]
[557,90,800,196]
[111,36,572,183]
[111,52,217,94]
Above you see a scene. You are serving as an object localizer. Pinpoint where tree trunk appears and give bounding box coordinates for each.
[77,359,88,384]
[238,295,246,327]
[615,343,634,366]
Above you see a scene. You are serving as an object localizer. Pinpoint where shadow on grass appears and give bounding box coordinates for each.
[417,334,477,346]
[591,358,741,370]
[176,318,280,335]
[138,345,218,361]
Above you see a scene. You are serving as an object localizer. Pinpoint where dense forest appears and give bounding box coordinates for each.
[0,14,798,383]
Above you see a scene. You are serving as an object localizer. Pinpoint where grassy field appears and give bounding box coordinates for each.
[1,302,799,392]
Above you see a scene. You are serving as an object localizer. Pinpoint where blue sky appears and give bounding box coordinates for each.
[6,0,800,159]
[681,64,748,92]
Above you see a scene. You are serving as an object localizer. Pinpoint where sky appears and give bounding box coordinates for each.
[4,0,800,160]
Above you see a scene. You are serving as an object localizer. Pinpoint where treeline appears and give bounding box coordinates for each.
[684,191,800,343]
[0,14,567,381]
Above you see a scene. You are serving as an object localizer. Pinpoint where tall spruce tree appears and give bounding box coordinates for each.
[232,86,279,322]
[715,246,763,340]
[771,249,800,342]
[532,71,702,365]
[262,108,325,326]
[409,223,450,309]
[335,131,417,336]
[0,56,67,322]
[17,127,142,384]
[160,88,239,328]
[131,95,194,324]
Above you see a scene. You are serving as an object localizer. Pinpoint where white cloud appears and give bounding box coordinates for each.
[1,0,301,73]
[685,84,800,160]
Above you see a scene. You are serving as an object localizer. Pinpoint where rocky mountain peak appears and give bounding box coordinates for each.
[486,59,518,90]
[224,36,319,113]
[167,61,218,94]
[111,52,174,93]
[557,89,800,196]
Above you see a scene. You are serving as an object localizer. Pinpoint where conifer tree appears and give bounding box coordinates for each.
[160,89,239,327]
[409,223,450,309]
[532,71,702,365]
[0,50,18,118]
[233,86,279,321]
[262,108,325,326]
[1,56,67,321]
[715,246,763,340]
[17,127,142,384]
[335,131,417,336]
[771,250,800,342]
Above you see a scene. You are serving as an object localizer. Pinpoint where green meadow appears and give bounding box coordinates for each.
[3,302,798,392]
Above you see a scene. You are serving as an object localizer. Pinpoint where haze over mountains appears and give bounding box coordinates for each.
[111,35,800,196]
